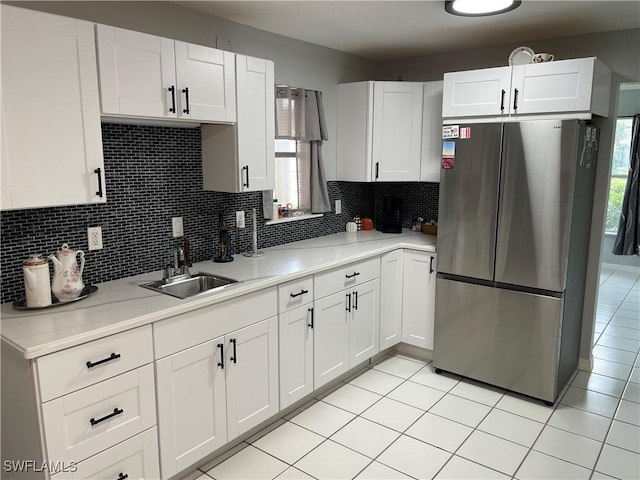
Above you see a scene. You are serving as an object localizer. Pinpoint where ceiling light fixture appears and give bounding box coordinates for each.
[445,0,522,17]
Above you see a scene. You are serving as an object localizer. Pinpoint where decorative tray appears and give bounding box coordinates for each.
[13,285,98,310]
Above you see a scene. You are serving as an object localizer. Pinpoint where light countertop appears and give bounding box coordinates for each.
[1,230,436,359]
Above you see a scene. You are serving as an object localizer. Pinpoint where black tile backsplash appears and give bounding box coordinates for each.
[0,124,438,303]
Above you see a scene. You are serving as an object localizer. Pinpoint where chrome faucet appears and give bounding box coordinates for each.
[163,242,190,280]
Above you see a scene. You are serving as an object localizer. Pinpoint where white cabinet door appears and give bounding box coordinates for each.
[279,304,314,409]
[236,55,275,191]
[510,58,596,115]
[442,67,511,118]
[201,55,275,193]
[336,81,373,182]
[96,25,176,118]
[314,291,350,388]
[421,81,444,183]
[1,5,105,210]
[350,280,380,366]
[175,41,236,122]
[156,339,227,479]
[402,251,437,350]
[379,250,403,350]
[226,317,279,440]
[372,82,423,181]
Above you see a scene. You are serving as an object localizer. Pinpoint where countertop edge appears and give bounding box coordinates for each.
[3,239,436,360]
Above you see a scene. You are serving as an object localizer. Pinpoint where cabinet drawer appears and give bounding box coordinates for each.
[37,326,153,402]
[154,287,277,358]
[314,257,380,299]
[278,276,313,312]
[42,364,156,467]
[52,427,160,480]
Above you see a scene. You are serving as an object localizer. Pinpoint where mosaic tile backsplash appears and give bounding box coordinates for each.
[0,123,438,303]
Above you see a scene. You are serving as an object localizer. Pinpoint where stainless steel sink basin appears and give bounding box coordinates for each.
[141,272,239,299]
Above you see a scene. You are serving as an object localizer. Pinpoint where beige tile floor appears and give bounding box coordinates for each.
[181,268,640,480]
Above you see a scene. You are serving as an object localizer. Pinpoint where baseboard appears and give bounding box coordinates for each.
[396,343,433,362]
[578,356,593,372]
[602,262,640,273]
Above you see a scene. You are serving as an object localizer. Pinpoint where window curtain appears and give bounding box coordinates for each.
[613,114,640,256]
[264,86,331,218]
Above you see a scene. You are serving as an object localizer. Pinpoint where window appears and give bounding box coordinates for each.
[606,118,633,233]
[274,139,310,213]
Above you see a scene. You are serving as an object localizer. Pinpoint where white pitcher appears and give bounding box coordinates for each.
[23,254,52,307]
[50,244,85,302]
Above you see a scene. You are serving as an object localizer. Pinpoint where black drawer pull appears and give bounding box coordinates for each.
[513,88,519,111]
[290,289,309,298]
[430,256,435,274]
[308,307,314,329]
[117,474,128,480]
[230,338,237,363]
[86,352,120,369]
[500,89,506,111]
[90,407,123,426]
[94,168,104,198]
[168,86,176,113]
[346,293,351,312]
[217,343,224,369]
[345,272,360,279]
[353,291,358,310]
[182,87,190,114]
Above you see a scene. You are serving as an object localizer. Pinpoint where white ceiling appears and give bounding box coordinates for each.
[172,1,640,61]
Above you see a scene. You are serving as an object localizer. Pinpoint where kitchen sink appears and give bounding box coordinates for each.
[141,272,239,299]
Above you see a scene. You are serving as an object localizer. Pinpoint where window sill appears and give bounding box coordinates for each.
[265,213,323,225]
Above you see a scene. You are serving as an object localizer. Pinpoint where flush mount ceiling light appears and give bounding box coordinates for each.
[445,0,522,17]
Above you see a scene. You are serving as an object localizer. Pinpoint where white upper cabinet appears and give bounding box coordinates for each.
[443,58,611,120]
[1,5,105,210]
[442,67,512,118]
[336,81,424,182]
[202,55,275,192]
[96,25,236,123]
[421,81,444,183]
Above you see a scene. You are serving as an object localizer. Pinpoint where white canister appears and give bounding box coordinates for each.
[23,254,52,307]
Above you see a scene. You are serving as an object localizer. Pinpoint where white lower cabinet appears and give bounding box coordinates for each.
[54,427,160,480]
[279,304,314,409]
[156,339,227,477]
[314,276,380,389]
[379,250,403,350]
[402,251,437,350]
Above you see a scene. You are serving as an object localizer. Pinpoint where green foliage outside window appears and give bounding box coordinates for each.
[606,118,633,233]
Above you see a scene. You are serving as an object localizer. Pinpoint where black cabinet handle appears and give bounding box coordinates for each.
[230,338,237,363]
[86,352,120,369]
[94,168,104,198]
[308,307,314,329]
[353,291,358,310]
[242,166,250,188]
[182,87,190,114]
[430,256,434,274]
[375,162,379,179]
[346,293,351,312]
[345,272,360,279]
[290,289,309,298]
[500,89,506,111]
[217,343,224,369]
[513,88,519,111]
[168,86,176,113]
[90,407,123,426]
[116,474,128,480]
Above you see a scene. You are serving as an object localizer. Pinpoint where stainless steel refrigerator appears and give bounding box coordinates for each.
[433,119,598,404]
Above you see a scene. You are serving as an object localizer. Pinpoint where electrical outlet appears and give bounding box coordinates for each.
[236,211,245,228]
[335,199,342,214]
[87,227,103,251]
[172,217,183,237]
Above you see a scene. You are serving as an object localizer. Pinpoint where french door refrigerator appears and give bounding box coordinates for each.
[433,119,598,404]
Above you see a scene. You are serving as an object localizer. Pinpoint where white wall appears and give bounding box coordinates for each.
[10,0,378,181]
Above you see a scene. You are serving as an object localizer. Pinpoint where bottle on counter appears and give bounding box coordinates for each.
[272,198,279,219]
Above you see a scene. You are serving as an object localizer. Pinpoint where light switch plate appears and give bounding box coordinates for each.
[335,199,342,214]
[236,211,245,228]
[172,217,183,237]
